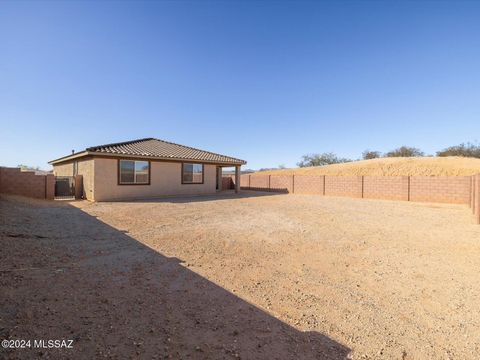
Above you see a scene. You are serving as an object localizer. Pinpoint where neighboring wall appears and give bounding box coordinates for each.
[0,167,54,199]
[222,177,233,190]
[93,158,217,201]
[236,174,474,205]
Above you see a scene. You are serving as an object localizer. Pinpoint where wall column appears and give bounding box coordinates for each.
[75,175,84,199]
[216,166,223,191]
[45,174,55,200]
[235,165,241,193]
[476,174,480,224]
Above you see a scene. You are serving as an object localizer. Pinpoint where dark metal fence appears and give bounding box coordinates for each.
[54,176,75,199]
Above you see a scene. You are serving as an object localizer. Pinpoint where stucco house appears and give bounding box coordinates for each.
[49,138,246,201]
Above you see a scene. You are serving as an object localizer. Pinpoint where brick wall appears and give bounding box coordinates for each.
[293,175,325,195]
[241,173,476,204]
[0,167,54,200]
[240,174,250,188]
[363,176,409,201]
[325,176,363,198]
[410,176,471,204]
[270,175,293,193]
[249,175,270,190]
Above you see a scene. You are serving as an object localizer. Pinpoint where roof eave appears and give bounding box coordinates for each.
[48,151,90,165]
[49,151,246,166]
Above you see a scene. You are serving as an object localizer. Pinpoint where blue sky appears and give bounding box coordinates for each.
[1,1,479,170]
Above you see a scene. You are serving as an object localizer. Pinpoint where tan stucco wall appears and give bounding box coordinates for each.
[93,158,217,201]
[53,162,74,176]
[53,159,95,200]
[77,159,94,200]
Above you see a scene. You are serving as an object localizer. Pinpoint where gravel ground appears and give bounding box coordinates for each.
[1,192,480,359]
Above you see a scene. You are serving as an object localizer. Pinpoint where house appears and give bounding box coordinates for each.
[49,138,246,201]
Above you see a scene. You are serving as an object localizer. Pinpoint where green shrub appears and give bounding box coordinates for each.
[436,142,480,158]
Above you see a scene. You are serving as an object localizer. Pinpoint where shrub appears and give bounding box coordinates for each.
[385,146,424,157]
[436,142,480,158]
[362,150,381,160]
[297,153,351,167]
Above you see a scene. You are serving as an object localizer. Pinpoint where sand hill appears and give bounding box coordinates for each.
[255,157,480,177]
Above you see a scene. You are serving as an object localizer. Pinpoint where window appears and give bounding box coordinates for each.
[182,163,203,184]
[119,160,150,185]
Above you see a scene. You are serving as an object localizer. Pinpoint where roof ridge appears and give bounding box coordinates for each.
[86,138,155,151]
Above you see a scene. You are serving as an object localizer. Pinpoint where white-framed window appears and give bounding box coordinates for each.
[119,160,150,185]
[182,163,203,184]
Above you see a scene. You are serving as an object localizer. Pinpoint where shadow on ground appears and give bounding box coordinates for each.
[119,190,288,204]
[0,196,350,359]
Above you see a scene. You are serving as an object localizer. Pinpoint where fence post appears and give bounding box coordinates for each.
[476,174,480,224]
[249,174,251,189]
[361,176,364,198]
[292,174,295,194]
[471,175,475,212]
[323,175,326,195]
[407,176,411,201]
[268,175,271,192]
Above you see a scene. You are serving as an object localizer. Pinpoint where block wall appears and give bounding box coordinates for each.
[363,176,409,201]
[249,175,269,190]
[0,167,54,199]
[241,174,477,208]
[293,175,325,195]
[409,176,471,204]
[240,174,250,188]
[270,175,293,193]
[324,176,363,198]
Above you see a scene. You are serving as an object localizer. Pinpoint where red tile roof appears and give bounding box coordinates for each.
[50,138,246,165]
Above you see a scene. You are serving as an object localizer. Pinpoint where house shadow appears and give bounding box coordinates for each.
[1,198,350,359]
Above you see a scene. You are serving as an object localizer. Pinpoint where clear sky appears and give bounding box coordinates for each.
[1,1,479,170]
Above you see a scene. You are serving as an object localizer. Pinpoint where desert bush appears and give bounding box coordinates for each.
[436,142,480,158]
[297,153,351,167]
[385,146,424,157]
[362,150,381,160]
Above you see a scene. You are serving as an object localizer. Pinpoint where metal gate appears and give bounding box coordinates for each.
[54,176,75,199]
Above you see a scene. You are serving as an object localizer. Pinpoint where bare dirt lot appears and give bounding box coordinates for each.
[1,192,480,359]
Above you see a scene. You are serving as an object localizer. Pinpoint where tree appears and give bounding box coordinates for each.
[297,153,351,167]
[278,164,286,169]
[362,150,381,160]
[436,142,480,158]
[385,146,424,157]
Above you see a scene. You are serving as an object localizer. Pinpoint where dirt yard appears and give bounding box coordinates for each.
[1,192,480,359]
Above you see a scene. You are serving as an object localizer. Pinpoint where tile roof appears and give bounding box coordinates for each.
[52,138,246,165]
